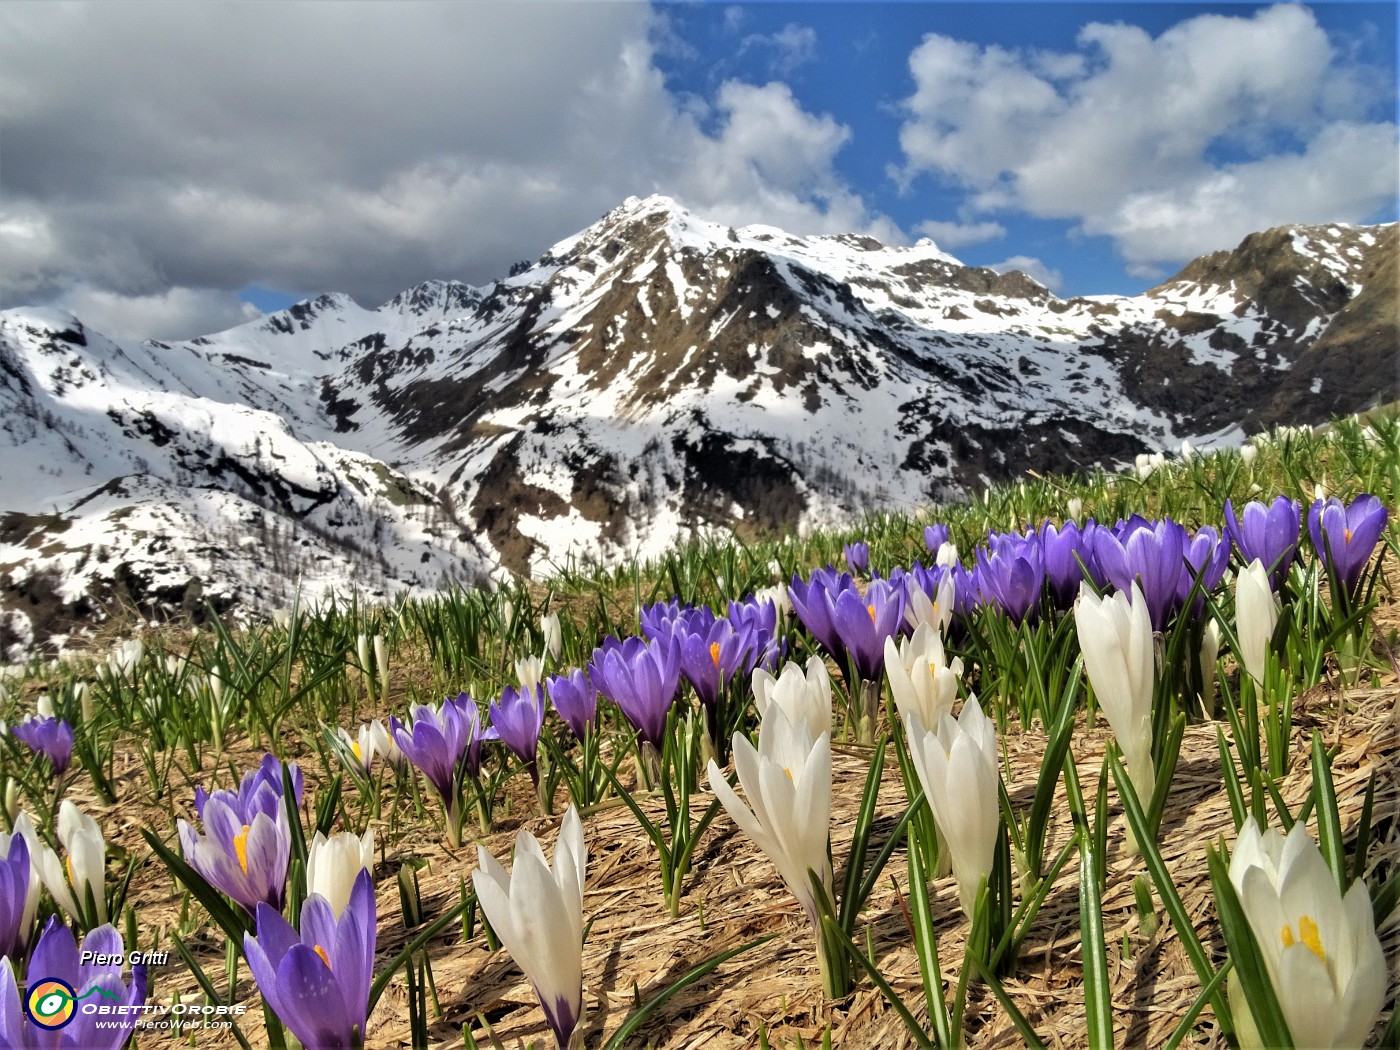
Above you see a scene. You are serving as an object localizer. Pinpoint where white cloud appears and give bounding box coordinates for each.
[914,219,1005,248]
[52,283,262,342]
[895,4,1397,270]
[984,256,1063,292]
[739,24,819,77]
[0,2,894,338]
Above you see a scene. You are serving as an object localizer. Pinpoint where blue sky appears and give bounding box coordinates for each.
[2,1,1395,338]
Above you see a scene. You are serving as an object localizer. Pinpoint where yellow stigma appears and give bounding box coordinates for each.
[1344,528,1353,544]
[65,856,74,884]
[351,741,363,762]
[233,825,251,873]
[709,642,721,668]
[1281,915,1326,962]
[784,766,795,782]
[866,603,876,621]
[314,945,332,970]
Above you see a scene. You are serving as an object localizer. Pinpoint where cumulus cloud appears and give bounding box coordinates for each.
[0,1,893,338]
[895,4,1397,270]
[984,255,1063,292]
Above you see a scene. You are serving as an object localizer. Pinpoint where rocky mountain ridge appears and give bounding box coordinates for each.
[1,196,1394,654]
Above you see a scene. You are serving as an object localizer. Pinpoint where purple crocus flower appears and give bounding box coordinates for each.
[487,685,545,783]
[843,541,870,574]
[0,918,147,1050]
[390,694,483,805]
[923,524,951,555]
[1179,525,1231,612]
[0,835,31,963]
[1307,495,1390,596]
[639,599,690,642]
[546,670,599,741]
[788,567,858,659]
[1092,516,1188,631]
[727,596,784,671]
[11,717,73,776]
[1224,497,1302,589]
[672,614,755,710]
[1040,520,1087,609]
[975,533,1046,624]
[179,786,292,915]
[244,868,375,1050]
[826,576,906,683]
[588,636,681,750]
[195,753,303,820]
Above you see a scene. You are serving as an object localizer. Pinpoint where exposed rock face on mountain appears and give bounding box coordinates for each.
[0,196,1393,654]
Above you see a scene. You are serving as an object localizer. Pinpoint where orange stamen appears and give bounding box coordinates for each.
[233,825,251,873]
[709,642,721,668]
[314,945,332,970]
[866,603,876,621]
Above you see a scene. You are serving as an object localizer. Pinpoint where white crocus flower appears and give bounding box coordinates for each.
[1066,497,1084,521]
[884,622,962,731]
[903,572,955,636]
[516,655,543,695]
[473,806,587,1050]
[750,657,831,740]
[108,639,144,680]
[306,829,374,918]
[1240,443,1257,466]
[1227,818,1385,1049]
[1235,559,1278,687]
[753,584,792,618]
[0,813,43,950]
[32,801,106,925]
[934,542,959,569]
[355,633,371,675]
[707,706,832,931]
[1074,581,1156,809]
[337,718,396,774]
[540,612,562,662]
[35,694,54,719]
[374,633,389,698]
[905,696,1000,918]
[1198,618,1222,716]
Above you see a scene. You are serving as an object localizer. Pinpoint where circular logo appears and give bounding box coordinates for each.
[25,978,77,1030]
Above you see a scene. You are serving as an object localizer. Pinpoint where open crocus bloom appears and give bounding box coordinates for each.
[472,806,587,1050]
[707,705,832,930]
[0,919,147,1050]
[884,622,962,732]
[31,801,107,927]
[178,790,290,916]
[1227,818,1385,1049]
[245,869,376,1050]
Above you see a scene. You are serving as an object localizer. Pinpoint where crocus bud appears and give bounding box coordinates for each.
[541,612,562,662]
[1235,560,1278,686]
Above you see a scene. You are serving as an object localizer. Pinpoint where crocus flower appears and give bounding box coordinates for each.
[487,685,546,786]
[30,801,107,927]
[707,706,832,933]
[1180,525,1231,613]
[587,636,680,752]
[336,719,395,776]
[1091,516,1187,631]
[245,869,376,1050]
[473,807,587,1050]
[1226,818,1385,1049]
[884,623,963,732]
[541,612,563,662]
[975,534,1045,624]
[306,830,374,919]
[107,638,144,680]
[787,568,857,661]
[546,670,599,741]
[671,614,757,746]
[1224,497,1301,589]
[11,717,73,776]
[0,833,33,961]
[824,576,906,684]
[909,563,960,629]
[727,597,784,672]
[390,694,483,807]
[751,656,832,739]
[1307,495,1389,597]
[1039,520,1086,610]
[516,656,544,695]
[1074,581,1156,809]
[179,786,291,915]
[905,696,1000,918]
[0,918,147,1050]
[923,524,950,556]
[843,541,869,574]
[1235,560,1278,686]
[195,753,303,821]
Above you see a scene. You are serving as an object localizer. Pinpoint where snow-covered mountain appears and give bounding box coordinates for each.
[1,195,1394,654]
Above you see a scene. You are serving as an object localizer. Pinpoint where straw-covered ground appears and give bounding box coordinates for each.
[99,608,1397,1049]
